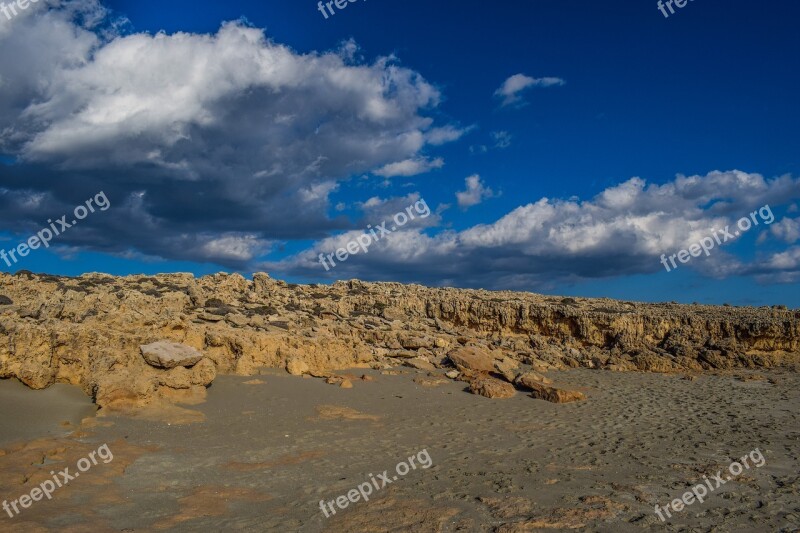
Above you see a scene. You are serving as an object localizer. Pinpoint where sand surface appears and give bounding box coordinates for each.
[0,369,798,532]
[0,379,97,448]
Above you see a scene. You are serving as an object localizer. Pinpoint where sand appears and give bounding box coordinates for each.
[0,368,798,531]
[0,379,97,448]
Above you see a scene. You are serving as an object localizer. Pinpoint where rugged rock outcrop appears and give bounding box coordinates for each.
[0,271,798,410]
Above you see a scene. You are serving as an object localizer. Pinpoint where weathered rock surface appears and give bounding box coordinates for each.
[141,341,203,369]
[515,371,553,388]
[528,383,586,404]
[448,346,496,373]
[0,271,798,411]
[285,357,309,376]
[469,375,517,399]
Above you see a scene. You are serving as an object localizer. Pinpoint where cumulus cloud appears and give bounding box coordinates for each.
[768,217,800,243]
[425,124,474,146]
[272,170,800,289]
[494,74,565,107]
[456,175,498,209]
[0,2,457,267]
[200,234,271,262]
[373,156,444,177]
[356,193,441,228]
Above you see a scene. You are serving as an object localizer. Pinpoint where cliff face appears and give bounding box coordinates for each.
[0,271,798,409]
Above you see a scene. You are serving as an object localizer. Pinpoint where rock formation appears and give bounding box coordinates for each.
[0,271,798,410]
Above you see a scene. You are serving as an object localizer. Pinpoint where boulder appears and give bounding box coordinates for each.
[469,375,516,399]
[515,371,553,389]
[140,341,203,369]
[387,350,419,359]
[403,358,437,371]
[447,346,496,373]
[528,382,586,403]
[286,357,309,376]
[190,358,217,386]
[494,357,520,382]
[399,335,432,350]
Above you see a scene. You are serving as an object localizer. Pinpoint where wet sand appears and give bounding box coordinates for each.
[0,369,798,531]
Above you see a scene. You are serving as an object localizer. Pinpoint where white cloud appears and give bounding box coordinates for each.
[373,156,444,177]
[0,6,454,267]
[425,124,473,145]
[200,234,271,262]
[769,217,800,243]
[273,170,800,289]
[356,193,441,228]
[494,74,565,107]
[456,175,497,209]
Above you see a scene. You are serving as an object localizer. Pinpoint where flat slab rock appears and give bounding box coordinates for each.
[528,382,586,403]
[447,346,496,373]
[469,375,516,399]
[140,341,204,369]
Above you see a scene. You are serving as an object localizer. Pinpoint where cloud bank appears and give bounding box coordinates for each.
[272,171,800,289]
[0,1,458,266]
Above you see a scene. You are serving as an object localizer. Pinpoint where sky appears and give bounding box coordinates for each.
[1,0,799,306]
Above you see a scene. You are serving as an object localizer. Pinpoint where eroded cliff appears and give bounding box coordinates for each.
[0,271,797,410]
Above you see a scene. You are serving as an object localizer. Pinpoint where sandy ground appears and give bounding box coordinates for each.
[0,368,798,532]
[0,380,97,448]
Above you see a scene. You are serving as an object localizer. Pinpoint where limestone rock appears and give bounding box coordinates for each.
[158,367,192,389]
[515,371,553,389]
[0,270,798,415]
[225,313,249,327]
[387,350,419,359]
[140,341,203,369]
[197,312,224,322]
[190,358,216,386]
[403,358,436,371]
[447,346,496,373]
[528,383,586,403]
[494,357,520,382]
[469,375,516,399]
[286,357,309,376]
[399,335,432,350]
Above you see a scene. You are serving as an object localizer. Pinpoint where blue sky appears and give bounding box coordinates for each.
[1,0,799,306]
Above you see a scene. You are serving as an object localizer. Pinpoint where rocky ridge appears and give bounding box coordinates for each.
[0,271,798,411]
